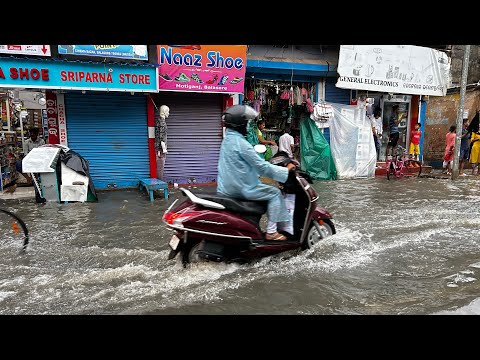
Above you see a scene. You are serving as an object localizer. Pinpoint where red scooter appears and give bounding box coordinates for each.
[163,152,335,265]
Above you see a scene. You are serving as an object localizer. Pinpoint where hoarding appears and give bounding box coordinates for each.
[157,45,247,94]
[0,45,51,56]
[58,45,148,60]
[336,45,450,96]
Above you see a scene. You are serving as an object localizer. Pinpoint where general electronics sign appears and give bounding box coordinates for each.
[336,45,451,96]
[58,45,148,60]
[157,45,247,94]
[0,57,158,92]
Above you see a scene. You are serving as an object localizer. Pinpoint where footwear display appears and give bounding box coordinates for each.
[230,77,244,84]
[160,73,173,81]
[191,73,203,83]
[174,73,190,82]
[218,75,228,85]
[206,74,218,84]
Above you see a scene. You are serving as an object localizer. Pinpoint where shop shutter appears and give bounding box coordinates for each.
[153,92,223,185]
[65,92,149,189]
[325,77,351,104]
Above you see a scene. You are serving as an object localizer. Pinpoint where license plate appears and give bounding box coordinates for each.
[169,234,181,250]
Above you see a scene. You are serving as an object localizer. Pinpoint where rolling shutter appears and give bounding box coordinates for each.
[65,92,149,189]
[152,92,223,185]
[325,77,351,104]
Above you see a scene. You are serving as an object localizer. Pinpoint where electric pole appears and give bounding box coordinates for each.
[452,44,471,180]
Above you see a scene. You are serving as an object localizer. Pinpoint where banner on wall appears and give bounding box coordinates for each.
[336,45,451,96]
[0,57,158,92]
[157,45,247,94]
[58,45,148,60]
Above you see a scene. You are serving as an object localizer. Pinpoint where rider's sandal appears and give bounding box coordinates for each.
[265,232,287,241]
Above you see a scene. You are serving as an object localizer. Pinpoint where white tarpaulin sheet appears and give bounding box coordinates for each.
[328,102,376,179]
[22,146,61,173]
[336,45,450,96]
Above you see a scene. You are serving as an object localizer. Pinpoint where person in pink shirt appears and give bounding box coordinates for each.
[442,125,456,175]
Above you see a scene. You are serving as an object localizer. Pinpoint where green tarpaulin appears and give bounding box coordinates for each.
[300,115,337,180]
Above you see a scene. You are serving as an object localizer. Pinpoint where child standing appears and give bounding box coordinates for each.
[409,123,422,161]
[443,125,456,175]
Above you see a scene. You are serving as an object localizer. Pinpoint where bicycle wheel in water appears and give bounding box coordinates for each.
[0,209,29,253]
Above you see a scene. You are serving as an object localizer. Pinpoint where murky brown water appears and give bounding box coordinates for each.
[1,176,480,315]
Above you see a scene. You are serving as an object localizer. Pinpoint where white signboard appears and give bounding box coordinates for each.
[336,45,450,96]
[22,146,60,173]
[0,45,51,56]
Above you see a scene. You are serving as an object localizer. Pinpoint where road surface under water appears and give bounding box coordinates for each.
[1,176,479,315]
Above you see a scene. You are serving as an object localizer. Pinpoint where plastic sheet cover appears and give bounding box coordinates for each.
[327,102,376,179]
[299,114,337,180]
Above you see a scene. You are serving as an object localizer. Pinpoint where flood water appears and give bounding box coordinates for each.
[1,176,480,315]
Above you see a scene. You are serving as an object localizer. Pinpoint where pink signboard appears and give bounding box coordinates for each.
[157,45,247,94]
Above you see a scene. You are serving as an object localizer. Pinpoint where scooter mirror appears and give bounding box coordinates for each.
[254,144,267,154]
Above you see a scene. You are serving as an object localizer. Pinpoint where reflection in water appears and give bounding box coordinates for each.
[1,177,480,314]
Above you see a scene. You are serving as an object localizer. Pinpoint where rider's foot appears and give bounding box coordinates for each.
[265,232,287,241]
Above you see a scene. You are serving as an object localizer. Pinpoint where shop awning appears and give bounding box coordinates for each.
[246,58,337,82]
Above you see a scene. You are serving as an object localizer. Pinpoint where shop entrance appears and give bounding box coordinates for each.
[1,88,47,191]
[242,79,318,158]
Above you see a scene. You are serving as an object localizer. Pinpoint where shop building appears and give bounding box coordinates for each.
[244,45,351,145]
[335,45,451,166]
[0,46,158,191]
[154,45,247,186]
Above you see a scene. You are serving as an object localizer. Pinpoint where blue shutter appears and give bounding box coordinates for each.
[325,77,351,104]
[65,92,149,189]
[153,92,223,185]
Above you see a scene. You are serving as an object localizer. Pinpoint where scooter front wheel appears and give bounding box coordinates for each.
[181,240,203,265]
[303,219,335,249]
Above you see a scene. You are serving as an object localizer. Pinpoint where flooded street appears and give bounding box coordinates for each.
[1,176,480,315]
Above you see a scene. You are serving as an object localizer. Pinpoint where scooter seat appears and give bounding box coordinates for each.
[196,192,268,215]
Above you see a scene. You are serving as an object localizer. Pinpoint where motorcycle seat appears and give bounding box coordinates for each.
[195,192,268,215]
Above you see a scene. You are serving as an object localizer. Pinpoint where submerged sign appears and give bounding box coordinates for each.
[336,45,451,96]
[157,45,247,94]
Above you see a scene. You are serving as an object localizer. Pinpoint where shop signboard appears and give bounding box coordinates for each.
[157,45,247,94]
[336,45,451,96]
[0,45,51,56]
[0,57,158,92]
[57,45,148,60]
[45,91,59,145]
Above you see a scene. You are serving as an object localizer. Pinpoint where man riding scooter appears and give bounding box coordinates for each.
[218,104,296,241]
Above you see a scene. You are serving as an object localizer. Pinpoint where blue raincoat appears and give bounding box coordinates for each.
[217,129,290,223]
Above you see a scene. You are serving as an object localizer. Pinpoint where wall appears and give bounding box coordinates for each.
[423,89,480,163]
[449,45,480,87]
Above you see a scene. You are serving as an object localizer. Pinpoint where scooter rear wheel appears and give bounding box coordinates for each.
[303,220,335,249]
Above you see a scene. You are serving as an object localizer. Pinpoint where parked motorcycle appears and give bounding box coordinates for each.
[163,151,335,265]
